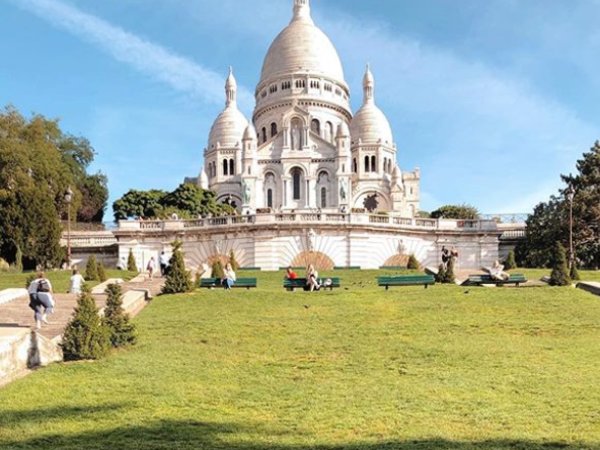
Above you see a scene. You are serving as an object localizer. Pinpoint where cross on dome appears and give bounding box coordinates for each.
[292,0,313,23]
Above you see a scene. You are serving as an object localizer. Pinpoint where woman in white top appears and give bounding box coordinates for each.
[306,264,320,291]
[222,263,236,290]
[69,269,85,294]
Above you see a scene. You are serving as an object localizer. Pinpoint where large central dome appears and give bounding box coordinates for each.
[258,0,346,88]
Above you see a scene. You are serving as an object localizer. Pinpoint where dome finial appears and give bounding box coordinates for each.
[363,63,375,104]
[225,66,237,106]
[292,0,313,23]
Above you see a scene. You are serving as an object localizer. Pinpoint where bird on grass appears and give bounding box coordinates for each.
[304,305,310,309]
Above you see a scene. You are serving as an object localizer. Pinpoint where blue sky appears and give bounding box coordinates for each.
[2,0,599,218]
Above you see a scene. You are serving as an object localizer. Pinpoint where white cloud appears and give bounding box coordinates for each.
[11,0,254,110]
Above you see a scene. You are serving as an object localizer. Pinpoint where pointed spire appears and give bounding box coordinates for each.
[292,0,313,23]
[225,66,237,107]
[363,64,375,104]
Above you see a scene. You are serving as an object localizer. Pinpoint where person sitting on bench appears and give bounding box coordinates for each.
[489,260,510,281]
[221,263,236,290]
[306,264,320,291]
[286,266,298,280]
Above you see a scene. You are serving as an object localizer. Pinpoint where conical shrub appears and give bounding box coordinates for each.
[212,260,224,280]
[103,283,137,348]
[85,255,98,281]
[570,263,581,282]
[127,249,137,272]
[162,241,193,294]
[549,242,571,286]
[62,289,110,360]
[504,250,517,270]
[97,262,107,282]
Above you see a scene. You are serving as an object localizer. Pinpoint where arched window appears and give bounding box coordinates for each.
[223,159,228,176]
[229,159,235,175]
[311,119,321,136]
[326,122,334,142]
[267,189,273,208]
[364,156,370,173]
[353,158,357,173]
[371,156,377,172]
[383,158,387,173]
[262,127,267,143]
[321,187,327,208]
[292,168,302,200]
[271,122,278,137]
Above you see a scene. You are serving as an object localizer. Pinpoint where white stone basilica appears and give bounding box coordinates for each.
[198,0,420,217]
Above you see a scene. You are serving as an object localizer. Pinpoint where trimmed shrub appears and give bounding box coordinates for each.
[103,284,137,348]
[229,250,240,271]
[212,260,224,280]
[127,249,137,272]
[407,254,420,270]
[570,263,581,282]
[62,290,110,360]
[85,255,99,281]
[549,242,571,286]
[162,241,193,294]
[97,262,107,282]
[504,250,517,270]
[435,264,446,283]
[444,257,456,284]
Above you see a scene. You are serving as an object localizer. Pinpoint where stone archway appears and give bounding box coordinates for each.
[291,251,334,271]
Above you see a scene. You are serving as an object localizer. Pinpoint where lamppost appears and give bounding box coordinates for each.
[566,185,575,270]
[65,186,73,268]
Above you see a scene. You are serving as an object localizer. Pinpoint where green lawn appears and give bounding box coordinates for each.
[0,270,138,293]
[1,269,600,449]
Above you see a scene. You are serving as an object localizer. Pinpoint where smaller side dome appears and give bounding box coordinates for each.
[350,65,393,146]
[336,122,350,138]
[243,123,257,141]
[208,68,248,149]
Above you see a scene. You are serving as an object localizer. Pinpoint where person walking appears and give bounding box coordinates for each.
[69,268,85,295]
[221,263,236,290]
[146,257,156,279]
[159,251,169,277]
[27,272,55,329]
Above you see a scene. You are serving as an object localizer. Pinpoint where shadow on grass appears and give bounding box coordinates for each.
[0,418,597,450]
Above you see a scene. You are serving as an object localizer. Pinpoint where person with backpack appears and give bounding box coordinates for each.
[27,272,55,330]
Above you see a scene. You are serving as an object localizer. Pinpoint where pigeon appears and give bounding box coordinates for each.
[304,305,310,309]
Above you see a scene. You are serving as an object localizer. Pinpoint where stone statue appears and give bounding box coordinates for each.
[307,228,316,252]
[291,125,299,150]
[339,178,347,201]
[242,179,251,204]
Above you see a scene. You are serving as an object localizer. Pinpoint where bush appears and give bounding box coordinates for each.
[570,264,581,282]
[549,242,571,286]
[103,284,137,348]
[127,249,137,272]
[444,257,456,284]
[229,250,240,271]
[162,241,193,294]
[504,250,517,270]
[435,264,446,283]
[407,254,420,270]
[85,255,98,281]
[212,260,224,280]
[97,262,107,282]
[62,289,110,361]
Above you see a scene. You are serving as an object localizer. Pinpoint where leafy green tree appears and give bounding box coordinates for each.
[430,204,479,220]
[62,288,110,361]
[113,189,167,221]
[407,254,420,270]
[212,261,224,280]
[85,255,98,281]
[549,242,571,286]
[97,261,107,282]
[162,241,193,294]
[504,250,517,270]
[127,249,137,272]
[103,284,137,348]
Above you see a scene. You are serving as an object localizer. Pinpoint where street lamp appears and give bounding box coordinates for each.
[565,184,575,270]
[65,186,73,268]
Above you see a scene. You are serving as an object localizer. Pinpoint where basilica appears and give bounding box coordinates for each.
[197,0,420,217]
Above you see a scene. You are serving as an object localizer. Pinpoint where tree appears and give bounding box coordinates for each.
[127,249,137,272]
[430,204,479,220]
[570,264,581,282]
[97,261,107,282]
[212,260,224,280]
[162,241,193,294]
[407,254,420,270]
[85,255,99,281]
[14,246,23,273]
[504,250,517,270]
[229,250,240,271]
[103,283,137,348]
[61,288,110,360]
[549,242,571,286]
[113,189,167,221]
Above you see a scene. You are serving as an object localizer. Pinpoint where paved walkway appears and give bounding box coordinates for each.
[0,276,164,341]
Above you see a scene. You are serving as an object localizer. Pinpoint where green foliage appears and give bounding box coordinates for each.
[549,242,571,286]
[61,290,110,361]
[407,254,420,270]
[127,249,137,272]
[0,106,107,268]
[162,241,193,294]
[97,261,107,283]
[229,250,239,271]
[14,246,23,272]
[103,283,137,348]
[85,255,98,281]
[430,204,479,220]
[435,264,446,283]
[113,183,235,221]
[570,264,581,282]
[212,260,224,280]
[444,257,456,284]
[504,250,517,270]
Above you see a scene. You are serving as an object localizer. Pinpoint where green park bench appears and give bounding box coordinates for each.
[377,275,435,290]
[467,274,527,287]
[279,267,305,271]
[198,278,257,290]
[379,266,407,270]
[238,267,261,271]
[283,277,341,291]
[334,266,361,270]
